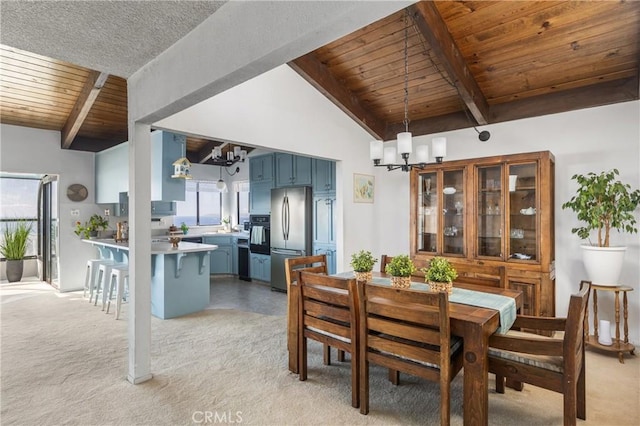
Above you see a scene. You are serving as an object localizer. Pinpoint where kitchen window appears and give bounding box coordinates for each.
[234,181,250,226]
[175,180,222,226]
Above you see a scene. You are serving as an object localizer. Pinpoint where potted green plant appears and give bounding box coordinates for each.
[350,250,378,283]
[385,254,415,288]
[423,257,458,294]
[1,220,33,282]
[180,222,189,235]
[74,214,109,239]
[562,168,640,285]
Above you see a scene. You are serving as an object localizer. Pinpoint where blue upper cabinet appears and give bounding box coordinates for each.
[96,131,186,204]
[249,154,274,183]
[151,131,186,202]
[95,142,129,204]
[275,153,312,187]
[312,159,336,193]
[249,181,273,214]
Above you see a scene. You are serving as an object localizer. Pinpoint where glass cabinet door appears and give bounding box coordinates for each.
[418,172,438,253]
[508,163,537,261]
[477,165,503,257]
[442,169,465,256]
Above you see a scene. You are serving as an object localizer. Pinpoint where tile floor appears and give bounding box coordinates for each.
[208,276,287,316]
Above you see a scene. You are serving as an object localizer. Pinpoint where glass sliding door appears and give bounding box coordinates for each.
[40,175,59,287]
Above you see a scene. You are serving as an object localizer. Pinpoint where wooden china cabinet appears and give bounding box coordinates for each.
[410,151,556,319]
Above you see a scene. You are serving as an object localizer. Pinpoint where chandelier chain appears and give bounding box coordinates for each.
[403,10,410,132]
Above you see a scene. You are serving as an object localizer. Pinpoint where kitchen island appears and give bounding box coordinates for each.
[84,239,218,319]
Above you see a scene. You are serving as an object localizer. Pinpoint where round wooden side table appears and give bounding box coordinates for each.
[584,284,635,363]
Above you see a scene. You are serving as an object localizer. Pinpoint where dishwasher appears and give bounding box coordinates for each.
[237,238,251,281]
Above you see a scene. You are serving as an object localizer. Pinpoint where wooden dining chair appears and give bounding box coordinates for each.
[358,282,464,424]
[379,255,393,273]
[487,281,591,426]
[285,255,331,374]
[298,271,359,408]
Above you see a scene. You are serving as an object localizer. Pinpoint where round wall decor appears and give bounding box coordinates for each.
[67,184,88,202]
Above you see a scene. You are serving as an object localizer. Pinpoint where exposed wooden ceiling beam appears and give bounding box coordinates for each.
[61,70,109,149]
[491,77,638,124]
[289,54,386,139]
[410,2,490,125]
[65,136,125,152]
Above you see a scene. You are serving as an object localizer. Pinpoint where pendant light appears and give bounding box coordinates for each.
[369,9,446,172]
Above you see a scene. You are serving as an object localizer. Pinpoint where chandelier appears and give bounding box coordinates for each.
[211,145,247,167]
[369,9,447,172]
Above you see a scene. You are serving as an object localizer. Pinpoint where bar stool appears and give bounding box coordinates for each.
[94,251,128,310]
[106,265,129,319]
[84,259,114,303]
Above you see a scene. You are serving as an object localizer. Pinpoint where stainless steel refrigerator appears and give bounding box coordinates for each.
[270,186,312,292]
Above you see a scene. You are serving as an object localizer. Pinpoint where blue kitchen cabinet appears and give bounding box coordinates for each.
[95,142,129,203]
[151,201,177,217]
[96,131,186,205]
[250,253,270,282]
[313,244,336,275]
[204,236,233,274]
[275,153,312,187]
[151,130,186,202]
[249,181,273,214]
[313,194,336,244]
[249,154,274,183]
[312,159,336,193]
[115,193,176,217]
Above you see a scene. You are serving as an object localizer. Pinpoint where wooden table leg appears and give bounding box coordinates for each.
[462,319,495,426]
[287,283,299,373]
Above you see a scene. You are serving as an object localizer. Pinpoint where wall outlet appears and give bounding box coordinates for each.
[104,208,110,216]
[70,209,80,216]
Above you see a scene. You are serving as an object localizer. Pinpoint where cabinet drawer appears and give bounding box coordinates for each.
[203,236,233,245]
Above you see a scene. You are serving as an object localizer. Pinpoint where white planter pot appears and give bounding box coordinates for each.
[581,245,627,286]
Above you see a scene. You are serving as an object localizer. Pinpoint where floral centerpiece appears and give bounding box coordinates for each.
[74,214,109,239]
[350,250,377,283]
[385,254,415,288]
[423,257,458,294]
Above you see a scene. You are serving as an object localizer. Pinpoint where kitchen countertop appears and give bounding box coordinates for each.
[84,239,218,254]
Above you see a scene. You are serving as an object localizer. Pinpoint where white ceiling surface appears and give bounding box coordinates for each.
[0,0,225,78]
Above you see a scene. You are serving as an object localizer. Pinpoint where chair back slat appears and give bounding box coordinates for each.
[304,316,352,340]
[368,334,442,366]
[380,255,394,273]
[304,299,351,324]
[368,316,442,346]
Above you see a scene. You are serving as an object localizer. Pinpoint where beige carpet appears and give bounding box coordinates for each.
[1,281,638,425]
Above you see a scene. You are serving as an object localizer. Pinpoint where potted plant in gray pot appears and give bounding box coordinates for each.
[1,220,33,282]
[562,168,640,285]
[350,250,378,283]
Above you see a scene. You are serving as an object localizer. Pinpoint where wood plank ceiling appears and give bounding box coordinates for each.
[1,1,638,156]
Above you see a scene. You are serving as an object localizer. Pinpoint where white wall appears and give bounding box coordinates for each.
[158,66,640,344]
[0,124,101,291]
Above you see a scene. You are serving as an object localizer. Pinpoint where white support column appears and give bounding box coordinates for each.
[127,121,153,384]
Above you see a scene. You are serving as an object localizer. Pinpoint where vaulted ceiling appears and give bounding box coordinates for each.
[1,1,638,159]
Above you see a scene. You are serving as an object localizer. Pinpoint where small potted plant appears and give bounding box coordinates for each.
[423,257,458,294]
[74,214,109,239]
[385,254,415,288]
[350,250,378,283]
[562,169,640,285]
[0,220,33,282]
[180,222,189,235]
[221,216,231,232]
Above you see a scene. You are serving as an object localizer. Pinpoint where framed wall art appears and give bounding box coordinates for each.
[353,173,374,203]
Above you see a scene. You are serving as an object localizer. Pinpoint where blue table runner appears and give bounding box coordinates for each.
[335,272,516,334]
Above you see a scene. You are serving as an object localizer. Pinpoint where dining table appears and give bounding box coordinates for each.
[288,271,523,426]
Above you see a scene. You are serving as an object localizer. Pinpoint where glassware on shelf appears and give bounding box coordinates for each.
[455,201,463,215]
